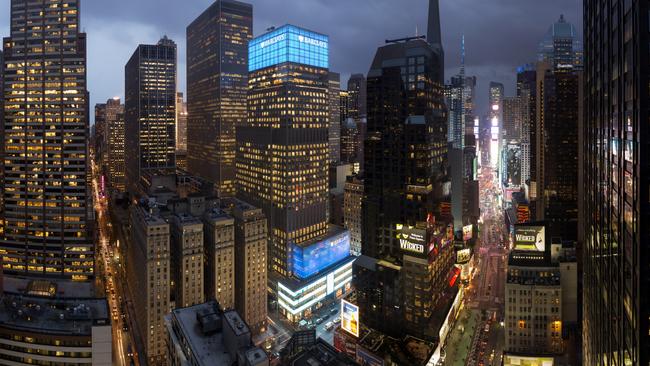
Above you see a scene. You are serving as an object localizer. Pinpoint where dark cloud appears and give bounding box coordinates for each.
[0,0,582,120]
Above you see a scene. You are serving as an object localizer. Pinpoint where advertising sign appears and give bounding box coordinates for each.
[456,248,471,264]
[292,230,351,279]
[397,227,426,254]
[341,300,360,337]
[514,225,545,251]
[462,225,473,242]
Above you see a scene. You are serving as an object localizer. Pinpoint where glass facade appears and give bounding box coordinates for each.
[249,25,328,72]
[186,0,252,197]
[292,230,350,279]
[583,0,649,364]
[1,0,93,280]
[124,37,177,194]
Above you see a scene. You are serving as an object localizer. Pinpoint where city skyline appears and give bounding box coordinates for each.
[0,0,583,119]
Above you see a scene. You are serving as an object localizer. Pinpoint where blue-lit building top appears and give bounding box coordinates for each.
[249,24,329,72]
[291,228,350,279]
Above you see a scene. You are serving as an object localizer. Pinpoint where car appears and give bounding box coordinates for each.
[321,314,330,321]
[330,307,338,314]
[315,318,324,325]
[122,323,129,331]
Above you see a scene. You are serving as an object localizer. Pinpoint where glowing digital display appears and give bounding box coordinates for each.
[341,300,360,337]
[514,225,546,251]
[292,230,350,279]
[456,248,471,264]
[462,225,473,241]
[249,24,329,72]
[397,227,427,254]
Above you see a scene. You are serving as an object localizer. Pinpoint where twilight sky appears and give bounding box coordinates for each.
[0,0,582,122]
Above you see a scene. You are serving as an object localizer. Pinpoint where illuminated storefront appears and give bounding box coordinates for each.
[277,256,354,321]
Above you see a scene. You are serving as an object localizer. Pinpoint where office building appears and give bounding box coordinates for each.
[203,207,236,310]
[344,175,363,256]
[187,0,252,197]
[583,0,650,363]
[1,0,93,280]
[340,117,365,173]
[516,65,536,188]
[229,198,268,334]
[505,252,563,354]
[538,15,583,69]
[0,278,111,365]
[502,96,522,142]
[329,72,342,163]
[346,73,367,119]
[129,202,171,364]
[176,92,188,153]
[339,90,349,121]
[356,0,458,343]
[165,300,268,366]
[362,33,448,260]
[237,24,330,279]
[171,214,205,309]
[534,65,580,241]
[94,103,108,170]
[489,81,504,121]
[102,98,126,192]
[125,37,177,194]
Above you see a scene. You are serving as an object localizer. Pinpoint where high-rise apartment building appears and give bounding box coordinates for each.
[125,37,177,194]
[202,208,235,310]
[176,92,188,153]
[535,66,580,241]
[129,203,171,364]
[538,15,583,69]
[230,199,268,334]
[102,98,126,192]
[1,0,93,280]
[328,72,341,163]
[187,0,252,197]
[171,214,205,309]
[583,0,650,363]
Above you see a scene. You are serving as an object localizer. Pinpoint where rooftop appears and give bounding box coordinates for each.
[223,310,250,337]
[168,301,231,366]
[0,278,109,336]
[289,339,357,366]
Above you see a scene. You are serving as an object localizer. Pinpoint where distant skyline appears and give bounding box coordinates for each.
[0,0,582,121]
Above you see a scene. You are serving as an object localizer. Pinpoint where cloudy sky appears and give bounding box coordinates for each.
[0,0,582,122]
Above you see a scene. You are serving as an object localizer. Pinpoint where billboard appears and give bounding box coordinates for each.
[514,225,545,251]
[462,225,473,241]
[397,227,426,254]
[249,25,329,72]
[456,248,471,264]
[292,230,351,279]
[341,300,359,337]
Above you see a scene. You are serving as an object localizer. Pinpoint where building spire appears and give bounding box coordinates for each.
[460,34,466,77]
[427,0,443,51]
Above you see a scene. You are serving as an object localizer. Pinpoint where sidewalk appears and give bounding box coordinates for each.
[444,309,480,366]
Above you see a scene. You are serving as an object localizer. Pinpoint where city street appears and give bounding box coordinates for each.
[91,159,139,366]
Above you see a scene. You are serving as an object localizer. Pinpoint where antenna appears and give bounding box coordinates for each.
[460,34,466,77]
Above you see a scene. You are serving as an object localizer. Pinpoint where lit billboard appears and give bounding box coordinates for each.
[341,300,360,337]
[456,248,471,264]
[397,227,427,254]
[292,230,350,279]
[513,225,545,251]
[249,24,329,72]
[462,225,473,241]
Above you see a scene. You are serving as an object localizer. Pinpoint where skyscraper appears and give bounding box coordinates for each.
[186,0,252,197]
[102,98,126,192]
[583,0,649,363]
[328,72,342,163]
[535,66,580,241]
[489,81,505,120]
[124,37,177,194]
[1,0,93,280]
[346,73,367,119]
[538,15,583,69]
[237,24,330,279]
[238,25,354,322]
[517,65,536,188]
[175,92,188,153]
